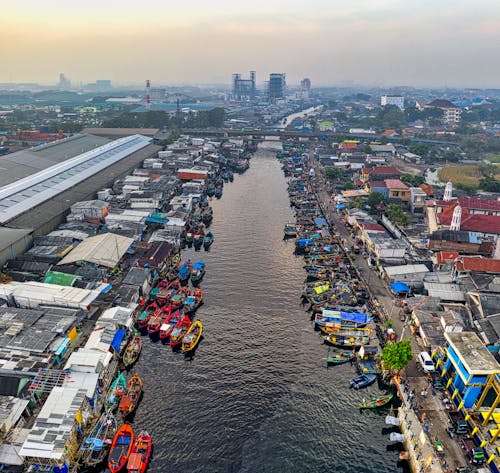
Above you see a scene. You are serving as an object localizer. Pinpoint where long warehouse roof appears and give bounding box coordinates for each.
[0,134,151,224]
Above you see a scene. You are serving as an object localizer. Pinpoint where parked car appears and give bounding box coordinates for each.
[461,437,485,464]
[449,410,468,435]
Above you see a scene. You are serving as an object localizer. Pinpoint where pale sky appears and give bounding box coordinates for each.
[1,0,499,88]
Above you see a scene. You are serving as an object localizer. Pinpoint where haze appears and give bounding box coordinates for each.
[2,0,500,88]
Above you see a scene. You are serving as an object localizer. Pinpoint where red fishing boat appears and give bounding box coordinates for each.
[170,286,190,309]
[136,301,158,330]
[147,304,170,335]
[119,374,142,418]
[127,430,152,473]
[159,309,180,340]
[108,423,134,473]
[169,314,191,348]
[156,278,181,305]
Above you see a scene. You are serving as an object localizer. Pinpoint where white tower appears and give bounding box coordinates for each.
[443,182,453,201]
[450,205,462,231]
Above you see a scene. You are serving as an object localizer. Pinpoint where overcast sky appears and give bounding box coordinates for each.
[2,0,499,88]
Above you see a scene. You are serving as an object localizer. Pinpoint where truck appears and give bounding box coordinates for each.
[461,437,485,465]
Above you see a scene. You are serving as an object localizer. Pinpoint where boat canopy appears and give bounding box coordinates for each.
[316,309,371,326]
[297,239,313,247]
[193,260,205,270]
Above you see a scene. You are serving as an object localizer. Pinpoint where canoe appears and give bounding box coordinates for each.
[350,373,377,390]
[359,393,393,409]
[326,351,354,366]
[181,320,203,353]
[123,333,142,368]
[106,373,127,411]
[147,310,165,336]
[80,411,117,466]
[159,310,180,340]
[170,315,191,348]
[119,374,142,418]
[108,423,134,473]
[127,430,152,473]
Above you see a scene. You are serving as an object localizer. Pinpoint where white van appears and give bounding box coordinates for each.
[418,351,435,373]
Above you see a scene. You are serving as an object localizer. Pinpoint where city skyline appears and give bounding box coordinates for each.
[2,0,500,88]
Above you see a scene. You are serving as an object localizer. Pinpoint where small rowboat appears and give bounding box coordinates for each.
[326,351,354,366]
[159,310,180,340]
[106,372,127,412]
[127,430,152,473]
[119,375,142,418]
[170,286,190,309]
[80,411,117,466]
[190,260,206,286]
[203,232,214,251]
[136,301,158,330]
[350,373,377,390]
[108,423,134,473]
[184,288,203,314]
[123,333,142,369]
[170,315,191,348]
[359,393,393,409]
[181,320,203,353]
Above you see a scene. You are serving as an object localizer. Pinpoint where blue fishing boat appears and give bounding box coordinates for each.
[191,260,206,285]
[203,232,214,251]
[215,187,223,199]
[177,263,191,285]
[80,412,117,466]
[315,308,372,329]
[350,373,377,389]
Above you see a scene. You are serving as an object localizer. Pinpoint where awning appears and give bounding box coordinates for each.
[391,282,411,293]
[110,328,127,353]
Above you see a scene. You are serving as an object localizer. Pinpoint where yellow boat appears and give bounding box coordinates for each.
[181,320,203,353]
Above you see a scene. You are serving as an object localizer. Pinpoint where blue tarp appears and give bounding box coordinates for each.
[337,203,345,210]
[340,311,370,324]
[297,239,313,247]
[193,260,205,270]
[391,282,411,293]
[315,217,328,227]
[111,329,127,353]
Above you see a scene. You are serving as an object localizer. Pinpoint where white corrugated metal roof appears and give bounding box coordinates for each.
[57,233,133,268]
[385,264,429,276]
[0,135,151,224]
[423,282,465,302]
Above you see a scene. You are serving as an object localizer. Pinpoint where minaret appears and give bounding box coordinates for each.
[450,205,462,231]
[443,181,453,201]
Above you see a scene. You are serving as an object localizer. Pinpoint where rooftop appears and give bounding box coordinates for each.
[362,166,401,176]
[454,257,500,274]
[445,331,500,375]
[384,179,409,189]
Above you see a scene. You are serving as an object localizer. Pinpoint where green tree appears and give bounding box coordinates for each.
[400,174,425,187]
[343,181,355,190]
[367,192,387,208]
[351,197,364,209]
[479,177,500,192]
[386,203,409,227]
[381,339,413,374]
[323,167,341,180]
[478,162,496,178]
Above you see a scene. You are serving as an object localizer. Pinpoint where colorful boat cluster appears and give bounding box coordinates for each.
[278,145,394,410]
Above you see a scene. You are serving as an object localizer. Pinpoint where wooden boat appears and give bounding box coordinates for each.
[326,351,354,366]
[127,430,152,473]
[170,315,191,348]
[108,423,134,473]
[119,374,142,418]
[193,233,204,250]
[123,333,142,368]
[322,334,371,349]
[147,309,165,336]
[159,310,180,340]
[283,222,298,238]
[170,286,190,309]
[181,320,203,353]
[184,288,203,314]
[203,232,214,251]
[214,187,222,199]
[190,260,206,285]
[136,301,158,330]
[185,232,193,247]
[359,393,393,409]
[106,372,127,411]
[80,412,117,466]
[350,373,377,389]
[177,263,191,285]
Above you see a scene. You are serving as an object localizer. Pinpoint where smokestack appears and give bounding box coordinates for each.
[146,79,151,112]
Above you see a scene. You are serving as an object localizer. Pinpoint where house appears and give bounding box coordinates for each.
[361,166,401,182]
[384,263,430,287]
[435,251,459,270]
[384,179,410,202]
[425,99,462,124]
[437,206,500,238]
[453,257,500,278]
[419,183,434,197]
[428,230,494,255]
[409,187,427,214]
[435,197,500,217]
[365,180,388,198]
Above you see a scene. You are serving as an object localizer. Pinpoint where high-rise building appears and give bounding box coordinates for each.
[58,73,71,90]
[300,78,311,92]
[268,73,286,100]
[381,95,405,111]
[232,71,256,100]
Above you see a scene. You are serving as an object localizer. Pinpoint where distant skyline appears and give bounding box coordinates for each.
[2,0,500,88]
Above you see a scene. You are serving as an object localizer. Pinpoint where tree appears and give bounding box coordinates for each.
[478,162,496,178]
[367,192,387,208]
[381,339,413,374]
[351,197,364,209]
[386,203,409,227]
[400,173,425,187]
[479,177,500,192]
[323,167,341,180]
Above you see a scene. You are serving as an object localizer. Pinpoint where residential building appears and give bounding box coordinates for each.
[385,179,410,202]
[409,187,427,214]
[380,95,405,111]
[425,99,461,124]
[361,166,402,182]
[268,73,286,100]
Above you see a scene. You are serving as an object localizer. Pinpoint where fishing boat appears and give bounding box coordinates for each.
[181,320,203,353]
[159,310,180,340]
[127,430,152,473]
[170,286,190,309]
[108,423,134,473]
[322,333,371,348]
[106,372,127,411]
[203,232,214,251]
[123,332,142,369]
[350,373,377,389]
[190,260,206,286]
[177,263,191,285]
[193,233,204,251]
[136,301,158,330]
[326,351,354,366]
[80,412,117,466]
[359,393,393,409]
[184,288,203,314]
[214,187,223,199]
[185,232,193,247]
[119,374,142,418]
[147,308,166,336]
[170,315,191,348]
[283,222,298,238]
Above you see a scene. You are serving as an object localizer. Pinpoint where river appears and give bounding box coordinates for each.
[132,143,401,473]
